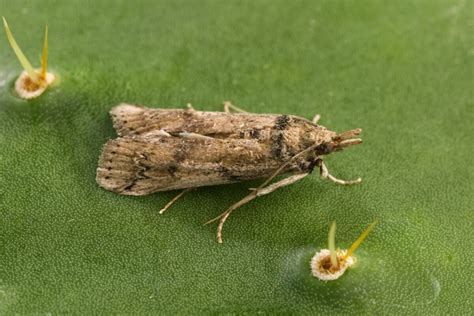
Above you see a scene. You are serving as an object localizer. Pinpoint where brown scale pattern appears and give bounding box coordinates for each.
[97,104,337,195]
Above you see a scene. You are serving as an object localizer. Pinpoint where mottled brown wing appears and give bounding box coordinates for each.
[110,103,289,139]
[96,134,293,195]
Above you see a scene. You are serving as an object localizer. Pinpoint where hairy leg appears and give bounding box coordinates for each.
[207,173,309,243]
[319,160,361,185]
[312,114,321,124]
[223,101,248,113]
[159,188,194,214]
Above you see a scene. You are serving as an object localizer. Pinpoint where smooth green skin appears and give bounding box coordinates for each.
[0,0,472,314]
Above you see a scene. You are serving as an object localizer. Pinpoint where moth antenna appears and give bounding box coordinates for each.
[328,221,338,268]
[333,128,362,141]
[339,138,362,148]
[329,128,362,152]
[343,220,377,261]
[41,25,48,80]
[2,17,40,84]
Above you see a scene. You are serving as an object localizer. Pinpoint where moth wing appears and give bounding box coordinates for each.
[110,103,183,137]
[96,134,283,196]
[109,103,281,138]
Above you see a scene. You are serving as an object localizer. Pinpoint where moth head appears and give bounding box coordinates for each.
[315,128,362,155]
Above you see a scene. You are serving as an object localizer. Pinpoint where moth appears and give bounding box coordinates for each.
[96,102,362,243]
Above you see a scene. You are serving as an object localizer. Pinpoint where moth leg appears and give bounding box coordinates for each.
[223,101,248,113]
[207,172,309,243]
[312,114,321,124]
[159,188,193,214]
[319,160,361,185]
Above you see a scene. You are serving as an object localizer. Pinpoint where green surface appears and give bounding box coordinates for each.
[0,0,473,314]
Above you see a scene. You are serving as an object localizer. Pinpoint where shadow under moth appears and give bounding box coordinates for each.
[96,102,362,243]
